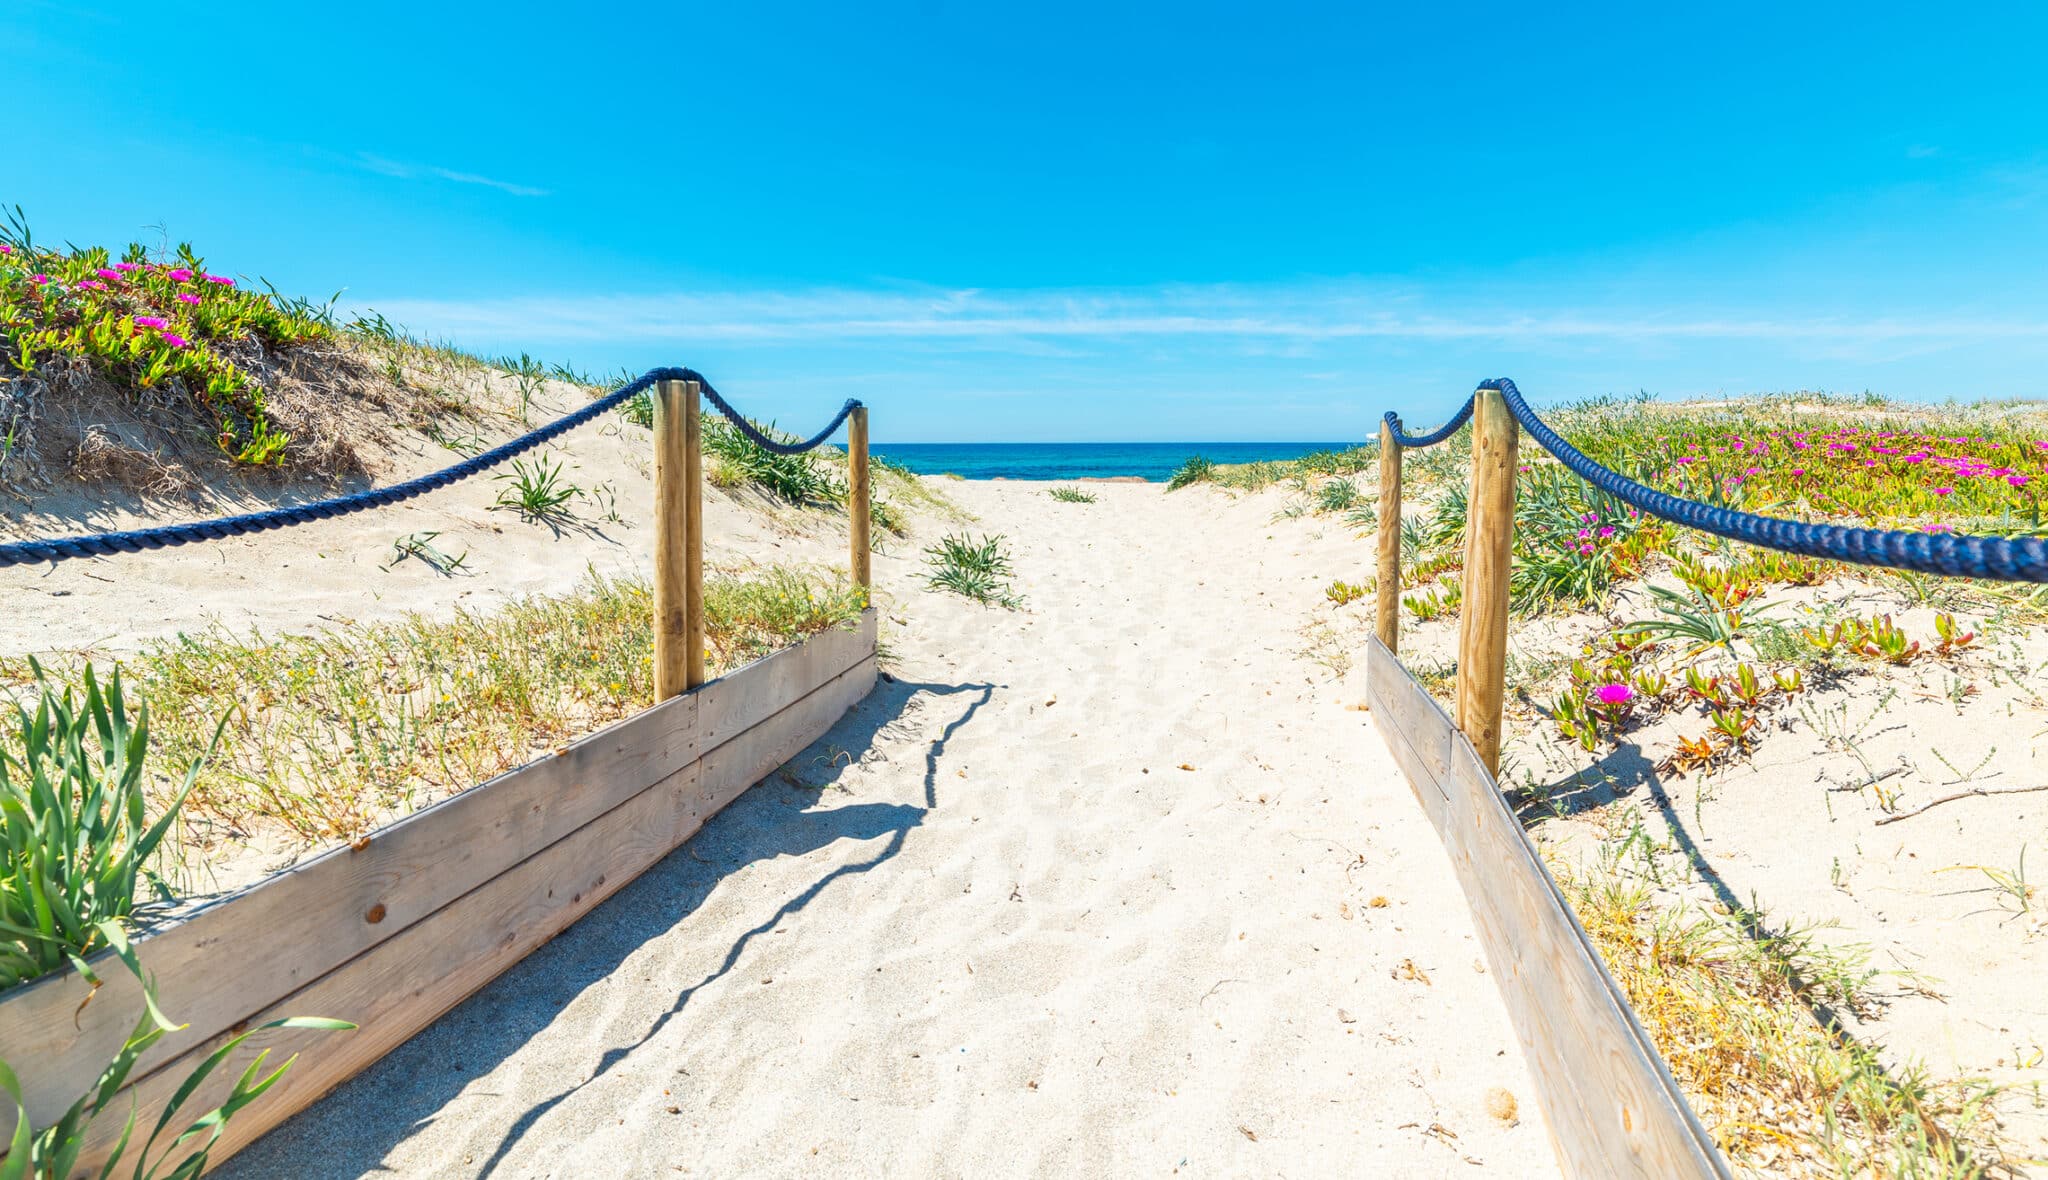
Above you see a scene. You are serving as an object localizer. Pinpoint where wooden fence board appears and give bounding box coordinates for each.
[1364,640,1729,1179]
[0,691,698,1136]
[0,613,874,1153]
[70,651,878,1171]
[1365,638,1452,810]
[697,613,874,751]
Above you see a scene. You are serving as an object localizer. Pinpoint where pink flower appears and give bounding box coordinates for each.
[114,261,139,272]
[1577,542,1595,556]
[2010,474,2031,487]
[1594,683,1634,705]
[162,333,189,348]
[96,267,122,281]
[167,267,194,282]
[77,279,107,291]
[1789,468,1805,476]
[132,315,167,329]
[204,273,233,286]
[1932,487,1953,496]
[29,274,51,285]
[1597,526,1615,538]
[1925,523,1954,534]
[1675,456,1700,465]
[0,244,10,254]
[1577,528,1592,539]
[175,292,201,304]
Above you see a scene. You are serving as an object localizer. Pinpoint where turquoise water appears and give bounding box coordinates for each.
[868,442,1363,482]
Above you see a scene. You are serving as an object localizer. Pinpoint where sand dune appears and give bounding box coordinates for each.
[207,479,1552,1178]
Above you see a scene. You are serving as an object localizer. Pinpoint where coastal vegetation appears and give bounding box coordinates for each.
[922,532,1023,609]
[0,570,866,874]
[1293,391,2048,1176]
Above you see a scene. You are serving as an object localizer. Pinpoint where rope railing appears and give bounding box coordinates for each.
[0,367,862,570]
[1374,376,2048,778]
[1380,378,2048,583]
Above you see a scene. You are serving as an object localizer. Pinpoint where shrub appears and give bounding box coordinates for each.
[923,533,1022,608]
[0,663,216,992]
[1166,456,1214,491]
[1325,580,1370,606]
[0,212,333,465]
[701,417,845,506]
[0,934,351,1179]
[1315,477,1361,513]
[491,456,581,525]
[1048,486,1096,503]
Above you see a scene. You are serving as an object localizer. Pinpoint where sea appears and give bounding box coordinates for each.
[867,442,1364,483]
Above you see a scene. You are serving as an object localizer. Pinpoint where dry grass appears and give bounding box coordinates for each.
[0,568,866,879]
[1556,842,2018,1178]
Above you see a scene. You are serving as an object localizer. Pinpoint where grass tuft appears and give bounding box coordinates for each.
[1558,846,2014,1176]
[922,533,1023,608]
[0,570,865,864]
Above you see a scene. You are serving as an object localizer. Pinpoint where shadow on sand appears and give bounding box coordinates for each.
[216,673,994,1179]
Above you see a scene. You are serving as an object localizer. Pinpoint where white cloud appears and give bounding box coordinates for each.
[354,153,549,198]
[363,281,2048,355]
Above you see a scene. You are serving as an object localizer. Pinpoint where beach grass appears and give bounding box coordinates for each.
[1557,841,2011,1177]
[0,568,867,877]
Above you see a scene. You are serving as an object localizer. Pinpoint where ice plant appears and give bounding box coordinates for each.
[132,315,167,329]
[175,292,201,304]
[167,267,194,282]
[162,333,189,348]
[205,273,234,286]
[1594,683,1634,706]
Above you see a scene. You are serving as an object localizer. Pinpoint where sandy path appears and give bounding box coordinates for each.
[211,480,1553,1179]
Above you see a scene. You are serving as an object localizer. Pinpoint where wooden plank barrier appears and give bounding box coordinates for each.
[1365,637,1730,1179]
[0,611,878,1171]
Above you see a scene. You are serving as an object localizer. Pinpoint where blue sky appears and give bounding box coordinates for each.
[10,1,2048,440]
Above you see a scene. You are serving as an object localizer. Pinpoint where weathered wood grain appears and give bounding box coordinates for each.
[68,651,878,1171]
[1375,420,1402,652]
[1367,644,1729,1179]
[1364,640,1451,826]
[0,612,874,1146]
[1454,387,1517,774]
[653,377,693,700]
[849,405,871,589]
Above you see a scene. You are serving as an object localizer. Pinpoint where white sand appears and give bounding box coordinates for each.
[199,479,1555,1179]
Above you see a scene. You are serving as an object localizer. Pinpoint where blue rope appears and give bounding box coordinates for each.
[1382,399,1474,448]
[1480,378,2048,582]
[1380,380,2048,583]
[0,367,860,569]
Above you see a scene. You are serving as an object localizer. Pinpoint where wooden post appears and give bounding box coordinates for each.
[683,381,706,690]
[1456,388,1518,775]
[849,405,871,593]
[652,379,705,699]
[1374,420,1402,653]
